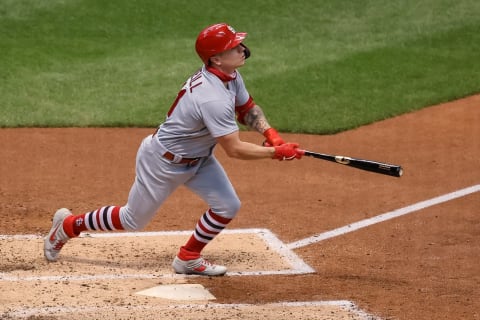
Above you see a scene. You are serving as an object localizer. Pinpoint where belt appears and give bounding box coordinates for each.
[163,151,200,166]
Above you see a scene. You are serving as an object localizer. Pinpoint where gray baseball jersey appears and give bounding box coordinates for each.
[119,66,247,230]
[157,65,250,157]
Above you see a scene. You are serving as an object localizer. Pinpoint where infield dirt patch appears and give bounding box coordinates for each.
[1,95,479,319]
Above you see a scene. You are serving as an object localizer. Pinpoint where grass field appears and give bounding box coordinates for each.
[1,0,479,132]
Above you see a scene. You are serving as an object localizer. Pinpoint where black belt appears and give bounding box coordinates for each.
[163,151,200,166]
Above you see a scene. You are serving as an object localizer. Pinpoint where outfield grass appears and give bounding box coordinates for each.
[1,0,479,132]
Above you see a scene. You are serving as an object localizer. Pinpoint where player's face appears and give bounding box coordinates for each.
[213,45,246,72]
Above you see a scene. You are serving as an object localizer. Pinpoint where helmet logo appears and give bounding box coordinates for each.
[227,25,236,34]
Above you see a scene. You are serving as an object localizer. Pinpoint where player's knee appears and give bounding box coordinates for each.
[230,197,241,216]
[215,197,241,219]
[119,206,150,231]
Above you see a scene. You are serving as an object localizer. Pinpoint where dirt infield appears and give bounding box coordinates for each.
[1,95,479,319]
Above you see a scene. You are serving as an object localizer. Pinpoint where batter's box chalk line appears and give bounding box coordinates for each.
[0,228,315,282]
[287,184,480,250]
[3,300,381,320]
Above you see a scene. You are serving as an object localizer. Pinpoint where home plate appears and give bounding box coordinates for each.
[135,284,216,301]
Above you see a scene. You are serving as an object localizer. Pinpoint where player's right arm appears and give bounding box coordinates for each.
[235,101,285,147]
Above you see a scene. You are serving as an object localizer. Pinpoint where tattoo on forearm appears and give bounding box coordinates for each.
[244,106,271,133]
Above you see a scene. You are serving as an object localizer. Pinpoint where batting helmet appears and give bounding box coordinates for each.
[195,23,250,64]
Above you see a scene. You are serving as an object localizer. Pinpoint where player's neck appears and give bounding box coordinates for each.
[206,65,237,82]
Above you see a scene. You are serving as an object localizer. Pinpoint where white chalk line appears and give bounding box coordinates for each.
[287,184,480,250]
[0,228,314,282]
[3,186,476,320]
[3,300,379,320]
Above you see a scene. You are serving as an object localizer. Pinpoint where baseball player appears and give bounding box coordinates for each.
[44,23,303,276]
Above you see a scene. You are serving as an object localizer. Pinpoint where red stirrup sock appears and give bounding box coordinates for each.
[62,206,124,238]
[179,209,232,260]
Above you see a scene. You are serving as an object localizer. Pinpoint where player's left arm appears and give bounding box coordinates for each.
[217,130,302,161]
[235,98,285,146]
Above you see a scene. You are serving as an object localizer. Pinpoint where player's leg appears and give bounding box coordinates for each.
[44,135,187,261]
[172,155,241,276]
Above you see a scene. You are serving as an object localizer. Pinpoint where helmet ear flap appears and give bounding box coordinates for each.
[241,43,251,59]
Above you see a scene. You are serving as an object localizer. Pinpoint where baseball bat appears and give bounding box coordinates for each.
[302,150,403,177]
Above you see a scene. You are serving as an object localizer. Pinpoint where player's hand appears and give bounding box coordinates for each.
[273,143,304,161]
[263,128,285,147]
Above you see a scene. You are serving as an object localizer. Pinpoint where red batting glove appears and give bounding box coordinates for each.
[263,128,285,147]
[273,143,304,161]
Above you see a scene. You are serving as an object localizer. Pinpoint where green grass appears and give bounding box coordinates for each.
[1,0,479,132]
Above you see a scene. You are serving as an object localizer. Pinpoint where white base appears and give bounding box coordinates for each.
[135,284,216,301]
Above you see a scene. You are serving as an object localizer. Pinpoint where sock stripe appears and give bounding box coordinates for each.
[111,206,122,229]
[200,214,224,233]
[106,207,115,231]
[193,210,232,243]
[87,211,95,230]
[207,209,231,225]
[86,207,108,231]
[182,209,232,253]
[102,206,113,231]
[71,206,124,235]
[197,220,217,236]
[95,209,104,231]
[194,230,213,242]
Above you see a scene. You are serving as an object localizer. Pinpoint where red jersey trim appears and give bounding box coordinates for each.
[235,96,255,125]
[206,66,237,81]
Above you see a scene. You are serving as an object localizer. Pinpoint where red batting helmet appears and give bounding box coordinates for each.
[195,23,249,64]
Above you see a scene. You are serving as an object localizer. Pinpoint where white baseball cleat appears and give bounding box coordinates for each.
[44,208,72,262]
[172,256,227,276]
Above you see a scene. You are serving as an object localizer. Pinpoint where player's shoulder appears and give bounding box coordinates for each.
[187,68,225,97]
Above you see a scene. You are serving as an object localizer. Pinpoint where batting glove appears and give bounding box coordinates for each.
[263,128,285,147]
[273,143,304,161]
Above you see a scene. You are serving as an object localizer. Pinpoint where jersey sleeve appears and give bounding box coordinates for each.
[233,72,251,107]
